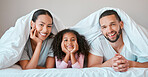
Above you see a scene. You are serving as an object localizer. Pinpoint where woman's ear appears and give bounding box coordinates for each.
[31,21,35,28]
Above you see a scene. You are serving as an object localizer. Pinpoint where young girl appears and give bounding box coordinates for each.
[19,9,55,69]
[51,29,90,68]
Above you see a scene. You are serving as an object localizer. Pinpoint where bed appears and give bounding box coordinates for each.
[0,7,148,77]
[0,64,148,77]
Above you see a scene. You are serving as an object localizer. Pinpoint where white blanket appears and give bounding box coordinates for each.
[0,9,65,69]
[0,65,148,77]
[70,7,148,58]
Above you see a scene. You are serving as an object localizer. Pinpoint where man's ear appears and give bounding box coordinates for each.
[120,21,124,29]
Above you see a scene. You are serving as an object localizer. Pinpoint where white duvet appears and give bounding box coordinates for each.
[0,65,148,77]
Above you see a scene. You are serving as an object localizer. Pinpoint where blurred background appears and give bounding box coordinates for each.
[0,0,148,37]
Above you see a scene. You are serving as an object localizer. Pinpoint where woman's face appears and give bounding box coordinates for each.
[31,14,53,41]
[62,32,77,51]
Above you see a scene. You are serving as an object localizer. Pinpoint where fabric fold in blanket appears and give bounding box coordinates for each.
[0,9,65,69]
[70,7,148,58]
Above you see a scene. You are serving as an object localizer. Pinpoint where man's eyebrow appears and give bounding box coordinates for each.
[101,24,105,27]
[110,21,116,24]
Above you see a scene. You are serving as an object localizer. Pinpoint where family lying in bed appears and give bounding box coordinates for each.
[0,7,148,72]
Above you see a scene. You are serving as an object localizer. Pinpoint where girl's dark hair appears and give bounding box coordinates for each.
[32,9,53,24]
[51,29,90,67]
[32,9,54,38]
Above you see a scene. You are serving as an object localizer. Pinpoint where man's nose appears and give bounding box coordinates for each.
[107,26,113,33]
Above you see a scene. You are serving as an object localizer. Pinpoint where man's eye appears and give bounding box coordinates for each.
[112,24,116,26]
[101,26,106,29]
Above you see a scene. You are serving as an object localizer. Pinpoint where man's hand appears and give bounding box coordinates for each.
[112,54,129,72]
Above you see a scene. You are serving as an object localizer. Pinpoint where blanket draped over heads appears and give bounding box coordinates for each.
[0,9,65,69]
[70,7,148,58]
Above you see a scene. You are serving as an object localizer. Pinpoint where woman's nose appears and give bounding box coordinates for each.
[42,26,48,32]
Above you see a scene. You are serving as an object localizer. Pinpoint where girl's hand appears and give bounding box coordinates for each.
[61,41,70,54]
[71,41,79,54]
[30,27,42,44]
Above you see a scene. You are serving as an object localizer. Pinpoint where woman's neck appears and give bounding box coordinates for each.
[30,39,37,52]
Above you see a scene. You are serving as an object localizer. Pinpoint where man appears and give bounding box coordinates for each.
[88,10,148,72]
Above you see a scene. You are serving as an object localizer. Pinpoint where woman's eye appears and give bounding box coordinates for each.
[40,24,44,26]
[48,26,52,27]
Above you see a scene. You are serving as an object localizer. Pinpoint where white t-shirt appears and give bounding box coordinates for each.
[20,37,54,67]
[90,35,148,63]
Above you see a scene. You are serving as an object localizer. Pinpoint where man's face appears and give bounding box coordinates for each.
[100,15,123,43]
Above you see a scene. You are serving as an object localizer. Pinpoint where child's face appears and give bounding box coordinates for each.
[31,14,53,41]
[62,32,77,51]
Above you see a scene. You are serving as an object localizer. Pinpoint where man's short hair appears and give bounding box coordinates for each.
[99,10,121,22]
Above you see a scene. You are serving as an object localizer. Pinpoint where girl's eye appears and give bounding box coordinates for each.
[72,39,75,41]
[64,39,67,41]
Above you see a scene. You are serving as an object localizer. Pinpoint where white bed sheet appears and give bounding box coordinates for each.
[0,64,148,77]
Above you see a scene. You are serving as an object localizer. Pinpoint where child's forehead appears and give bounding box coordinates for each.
[63,32,76,37]
[64,32,75,35]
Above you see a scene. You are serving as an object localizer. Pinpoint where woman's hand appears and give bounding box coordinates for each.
[30,27,42,44]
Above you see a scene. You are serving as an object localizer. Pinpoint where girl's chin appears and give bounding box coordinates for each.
[67,48,73,51]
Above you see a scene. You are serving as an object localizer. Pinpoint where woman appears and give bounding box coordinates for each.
[19,9,56,69]
[0,9,65,69]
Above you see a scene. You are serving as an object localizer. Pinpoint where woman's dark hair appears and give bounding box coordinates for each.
[32,9,53,24]
[51,29,90,67]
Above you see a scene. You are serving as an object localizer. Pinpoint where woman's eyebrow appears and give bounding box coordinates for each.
[39,21,45,24]
[40,21,52,25]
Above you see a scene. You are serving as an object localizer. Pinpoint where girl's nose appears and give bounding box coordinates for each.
[67,41,72,44]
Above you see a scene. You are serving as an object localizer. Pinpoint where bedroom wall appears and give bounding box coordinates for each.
[0,0,148,37]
